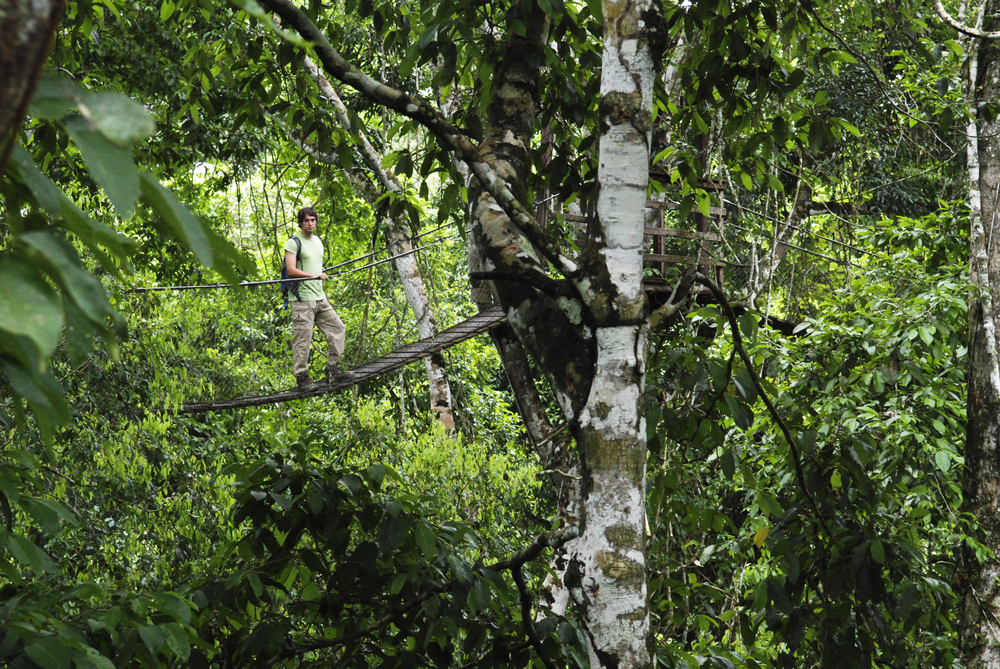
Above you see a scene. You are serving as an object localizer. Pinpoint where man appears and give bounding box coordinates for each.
[284,206,355,391]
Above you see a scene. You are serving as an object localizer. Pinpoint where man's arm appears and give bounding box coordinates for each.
[285,250,329,280]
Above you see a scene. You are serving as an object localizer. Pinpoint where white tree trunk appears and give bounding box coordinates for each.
[561,1,659,666]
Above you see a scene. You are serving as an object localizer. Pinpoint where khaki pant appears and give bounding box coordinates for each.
[291,299,346,376]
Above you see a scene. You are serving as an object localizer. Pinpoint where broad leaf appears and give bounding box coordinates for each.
[0,257,63,361]
[78,92,156,146]
[7,532,58,574]
[138,173,213,267]
[65,118,140,220]
[25,637,72,669]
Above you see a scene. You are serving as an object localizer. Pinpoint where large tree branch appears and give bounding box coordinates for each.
[303,56,402,194]
[935,0,1000,38]
[257,0,575,276]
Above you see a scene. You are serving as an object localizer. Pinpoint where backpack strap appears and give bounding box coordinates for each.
[282,237,304,310]
[291,237,302,302]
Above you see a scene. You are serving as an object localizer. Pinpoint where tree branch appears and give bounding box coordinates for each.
[693,273,834,544]
[935,0,1000,38]
[649,268,697,330]
[469,270,567,298]
[513,565,557,669]
[0,0,66,181]
[256,0,576,276]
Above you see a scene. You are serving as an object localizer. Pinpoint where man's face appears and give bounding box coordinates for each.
[300,214,318,236]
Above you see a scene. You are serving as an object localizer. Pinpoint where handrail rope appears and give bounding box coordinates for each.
[334,220,456,264]
[727,222,846,265]
[722,198,894,263]
[126,233,459,293]
[726,220,917,287]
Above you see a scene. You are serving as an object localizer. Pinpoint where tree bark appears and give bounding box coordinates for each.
[302,57,456,429]
[961,1,1000,665]
[0,0,65,180]
[558,2,662,666]
[465,0,663,663]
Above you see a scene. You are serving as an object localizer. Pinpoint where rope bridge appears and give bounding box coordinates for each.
[121,202,871,415]
[171,307,507,414]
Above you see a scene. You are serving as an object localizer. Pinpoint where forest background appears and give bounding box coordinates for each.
[0,0,994,667]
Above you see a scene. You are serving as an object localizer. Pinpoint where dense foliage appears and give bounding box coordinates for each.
[0,0,986,667]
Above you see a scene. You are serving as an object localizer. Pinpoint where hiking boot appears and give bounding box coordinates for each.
[325,363,357,384]
[295,372,319,392]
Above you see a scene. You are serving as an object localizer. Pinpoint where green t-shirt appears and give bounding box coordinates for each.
[284,233,326,302]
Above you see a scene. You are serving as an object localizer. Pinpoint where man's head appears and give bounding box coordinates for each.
[297,207,318,227]
[297,207,318,236]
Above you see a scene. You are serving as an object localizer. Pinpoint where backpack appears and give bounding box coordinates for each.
[281,237,302,309]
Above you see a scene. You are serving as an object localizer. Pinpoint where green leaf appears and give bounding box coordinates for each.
[0,257,64,361]
[160,0,176,20]
[757,491,783,518]
[83,646,116,669]
[417,23,439,49]
[934,450,951,473]
[19,232,118,328]
[695,188,711,218]
[25,637,72,669]
[738,312,758,341]
[723,394,750,430]
[78,92,156,146]
[391,573,407,595]
[840,119,862,137]
[138,173,213,266]
[895,584,919,621]
[152,592,192,624]
[30,74,80,120]
[585,0,601,19]
[766,577,792,614]
[389,513,413,548]
[447,555,472,584]
[162,623,191,661]
[65,118,140,220]
[10,145,137,266]
[139,625,166,655]
[918,325,933,346]
[7,532,58,574]
[24,497,77,536]
[870,539,885,564]
[720,448,736,480]
[415,521,435,559]
[1,359,70,437]
[247,571,264,597]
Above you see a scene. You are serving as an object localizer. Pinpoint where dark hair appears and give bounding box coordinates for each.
[297,207,318,225]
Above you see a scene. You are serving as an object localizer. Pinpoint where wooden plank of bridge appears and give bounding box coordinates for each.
[171,306,507,414]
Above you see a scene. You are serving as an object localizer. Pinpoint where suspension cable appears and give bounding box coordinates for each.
[127,233,458,293]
